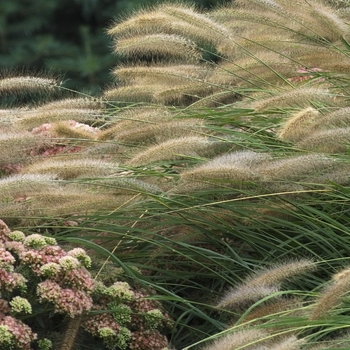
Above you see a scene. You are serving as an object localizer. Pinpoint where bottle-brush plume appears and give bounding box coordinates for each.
[310,266,350,320]
[200,328,268,350]
[180,150,271,185]
[22,158,120,180]
[0,70,65,106]
[217,259,315,310]
[277,107,320,143]
[296,128,350,153]
[113,34,201,62]
[128,136,215,166]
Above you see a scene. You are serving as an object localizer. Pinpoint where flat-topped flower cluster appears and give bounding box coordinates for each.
[0,219,172,350]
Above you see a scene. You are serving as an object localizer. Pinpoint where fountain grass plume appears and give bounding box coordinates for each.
[217,259,315,309]
[15,108,102,131]
[238,297,303,325]
[296,128,350,153]
[277,107,320,143]
[113,34,201,62]
[0,132,48,167]
[101,118,207,145]
[314,107,350,129]
[259,154,339,181]
[51,121,99,140]
[22,158,120,180]
[103,84,159,103]
[180,150,270,185]
[200,328,268,350]
[128,136,216,166]
[269,336,305,350]
[252,87,337,112]
[0,73,63,106]
[310,266,350,320]
[37,97,104,111]
[113,64,209,85]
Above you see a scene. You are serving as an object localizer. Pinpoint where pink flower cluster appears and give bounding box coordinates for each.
[37,280,93,317]
[0,219,96,349]
[0,219,173,349]
[0,315,37,350]
[17,241,94,317]
[83,285,173,350]
[129,330,169,350]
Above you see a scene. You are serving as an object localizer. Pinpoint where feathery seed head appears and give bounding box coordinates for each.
[15,108,102,130]
[201,328,268,350]
[113,34,201,62]
[37,97,104,111]
[0,76,58,95]
[157,3,232,45]
[218,259,315,310]
[259,154,338,181]
[217,284,280,310]
[181,150,270,185]
[107,10,172,38]
[103,84,158,103]
[252,87,336,112]
[270,336,305,350]
[113,64,209,85]
[22,158,120,180]
[296,128,350,153]
[310,265,350,320]
[277,107,320,142]
[314,107,350,129]
[128,136,215,166]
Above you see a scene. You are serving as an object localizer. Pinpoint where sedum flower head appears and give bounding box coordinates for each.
[109,302,132,326]
[43,237,57,246]
[115,327,131,350]
[23,234,49,249]
[8,231,25,242]
[144,309,164,329]
[0,269,27,292]
[58,256,81,271]
[104,281,134,301]
[10,296,32,314]
[1,316,37,349]
[0,247,16,271]
[37,280,93,317]
[67,248,91,268]
[37,338,53,350]
[98,326,116,339]
[40,262,61,277]
[0,325,14,347]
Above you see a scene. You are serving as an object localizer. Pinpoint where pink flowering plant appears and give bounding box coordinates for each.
[84,282,173,350]
[0,219,172,350]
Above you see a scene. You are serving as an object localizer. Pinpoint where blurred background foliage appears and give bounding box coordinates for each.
[0,0,222,94]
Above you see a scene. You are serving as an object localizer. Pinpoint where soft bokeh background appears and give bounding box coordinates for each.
[0,0,221,93]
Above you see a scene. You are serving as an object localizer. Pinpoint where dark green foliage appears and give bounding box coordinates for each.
[0,0,222,94]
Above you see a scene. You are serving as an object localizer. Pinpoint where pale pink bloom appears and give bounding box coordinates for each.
[37,280,93,317]
[0,315,37,350]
